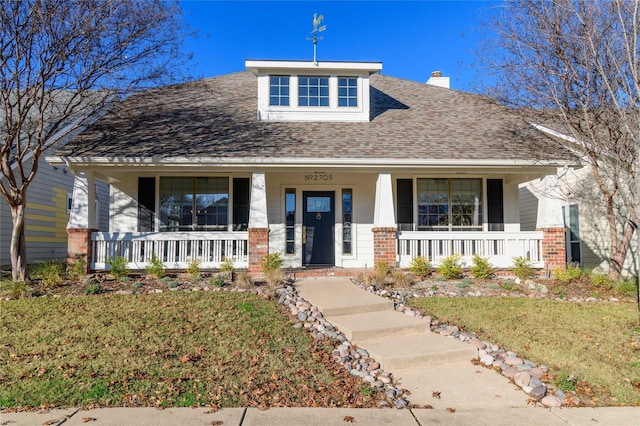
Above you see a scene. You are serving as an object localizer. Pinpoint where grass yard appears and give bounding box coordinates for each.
[0,291,378,409]
[408,297,640,406]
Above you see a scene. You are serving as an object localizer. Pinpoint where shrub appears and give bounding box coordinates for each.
[552,263,582,283]
[0,280,31,299]
[437,254,463,280]
[260,253,283,273]
[107,256,129,279]
[511,256,536,280]
[31,261,65,287]
[145,253,164,278]
[85,283,101,295]
[390,269,412,288]
[471,254,495,279]
[614,279,638,297]
[219,256,235,273]
[408,256,432,278]
[367,260,390,287]
[590,273,614,290]
[235,272,254,290]
[68,259,86,280]
[187,258,201,280]
[209,276,226,287]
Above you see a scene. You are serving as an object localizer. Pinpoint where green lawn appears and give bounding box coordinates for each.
[408,297,640,406]
[0,291,377,409]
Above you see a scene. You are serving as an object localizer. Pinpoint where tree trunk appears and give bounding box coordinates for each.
[607,218,635,281]
[9,203,29,282]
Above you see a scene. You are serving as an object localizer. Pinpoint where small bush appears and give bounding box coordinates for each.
[552,263,582,283]
[0,280,31,299]
[614,279,638,297]
[390,269,412,288]
[511,256,536,280]
[145,253,164,278]
[261,253,283,273]
[367,260,390,287]
[167,281,179,289]
[219,257,235,273]
[209,276,226,287]
[107,256,128,279]
[31,261,65,287]
[132,282,144,290]
[408,256,432,278]
[187,258,201,280]
[85,284,101,295]
[471,254,495,280]
[437,254,463,280]
[590,273,614,290]
[68,259,86,280]
[264,269,286,293]
[501,281,519,291]
[235,272,254,289]
[552,371,577,392]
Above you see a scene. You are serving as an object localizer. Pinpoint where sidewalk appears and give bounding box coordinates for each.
[2,406,640,425]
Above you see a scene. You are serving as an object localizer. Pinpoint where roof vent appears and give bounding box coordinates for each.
[426,70,450,89]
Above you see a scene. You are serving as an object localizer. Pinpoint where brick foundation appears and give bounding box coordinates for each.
[248,228,270,273]
[67,228,98,273]
[372,227,397,267]
[540,227,567,272]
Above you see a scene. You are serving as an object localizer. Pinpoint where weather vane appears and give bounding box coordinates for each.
[307,13,326,65]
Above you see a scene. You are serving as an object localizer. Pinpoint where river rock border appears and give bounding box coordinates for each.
[275,284,414,409]
[351,278,582,408]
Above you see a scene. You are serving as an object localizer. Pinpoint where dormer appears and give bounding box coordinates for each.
[245,60,382,122]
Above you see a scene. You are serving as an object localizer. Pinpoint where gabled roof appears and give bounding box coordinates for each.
[53,71,577,166]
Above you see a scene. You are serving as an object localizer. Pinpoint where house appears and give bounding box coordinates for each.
[1,108,110,268]
[46,60,579,273]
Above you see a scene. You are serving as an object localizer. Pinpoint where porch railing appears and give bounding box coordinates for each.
[397,231,544,269]
[91,231,249,270]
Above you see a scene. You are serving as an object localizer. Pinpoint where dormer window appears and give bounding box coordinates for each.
[298,76,329,107]
[246,59,382,122]
[338,77,358,107]
[269,76,289,106]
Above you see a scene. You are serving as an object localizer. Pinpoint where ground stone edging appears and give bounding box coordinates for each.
[275,284,414,409]
[351,278,582,408]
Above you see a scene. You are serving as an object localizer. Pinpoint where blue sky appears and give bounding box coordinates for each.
[180,1,500,92]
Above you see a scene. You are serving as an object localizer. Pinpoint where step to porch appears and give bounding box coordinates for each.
[325,311,430,342]
[356,332,478,370]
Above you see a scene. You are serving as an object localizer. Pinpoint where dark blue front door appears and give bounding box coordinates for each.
[303,191,335,266]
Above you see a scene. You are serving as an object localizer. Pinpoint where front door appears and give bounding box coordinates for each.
[303,191,335,266]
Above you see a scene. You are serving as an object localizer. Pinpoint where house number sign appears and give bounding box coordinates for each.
[305,173,333,181]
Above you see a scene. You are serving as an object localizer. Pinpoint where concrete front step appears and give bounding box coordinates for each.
[326,311,431,341]
[357,332,478,370]
[295,277,394,316]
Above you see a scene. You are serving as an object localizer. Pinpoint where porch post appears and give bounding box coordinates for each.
[248,171,269,273]
[372,173,397,266]
[67,171,97,273]
[536,175,567,273]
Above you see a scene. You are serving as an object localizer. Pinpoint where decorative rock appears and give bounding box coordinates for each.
[586,297,597,302]
[541,395,562,407]
[514,372,531,388]
[292,323,303,329]
[529,367,544,379]
[394,398,408,409]
[469,339,486,350]
[367,362,380,371]
[356,348,369,357]
[504,356,524,366]
[379,375,392,385]
[501,366,519,379]
[528,385,547,400]
[480,354,495,366]
[378,401,390,408]
[115,290,133,295]
[297,311,308,321]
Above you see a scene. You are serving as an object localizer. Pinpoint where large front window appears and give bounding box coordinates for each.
[298,76,329,106]
[160,177,229,231]
[417,178,482,231]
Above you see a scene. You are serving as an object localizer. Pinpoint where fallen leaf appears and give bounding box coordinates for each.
[42,421,56,426]
[446,407,456,413]
[82,418,97,423]
[343,416,356,423]
[211,421,224,426]
[432,391,441,399]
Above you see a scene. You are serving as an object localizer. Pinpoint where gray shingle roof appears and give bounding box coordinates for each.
[55,71,576,163]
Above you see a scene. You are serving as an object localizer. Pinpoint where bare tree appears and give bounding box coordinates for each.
[482,0,639,281]
[1,0,191,281]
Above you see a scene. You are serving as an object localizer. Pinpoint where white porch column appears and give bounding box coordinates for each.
[67,171,96,229]
[535,175,564,229]
[249,171,268,228]
[374,172,396,227]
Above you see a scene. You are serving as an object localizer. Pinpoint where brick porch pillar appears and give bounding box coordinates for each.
[372,227,397,267]
[67,228,97,273]
[540,227,567,271]
[248,228,269,273]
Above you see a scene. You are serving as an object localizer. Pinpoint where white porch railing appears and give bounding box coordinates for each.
[397,231,544,269]
[91,231,249,270]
